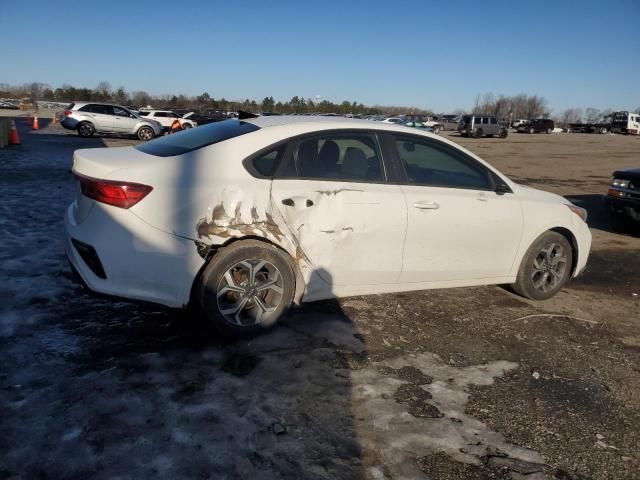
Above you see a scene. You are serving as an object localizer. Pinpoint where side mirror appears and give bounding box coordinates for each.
[495,183,512,195]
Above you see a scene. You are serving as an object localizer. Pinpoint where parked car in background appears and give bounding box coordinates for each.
[400,120,434,133]
[61,102,163,141]
[518,118,555,134]
[404,115,443,133]
[66,116,590,337]
[433,115,459,131]
[381,117,404,124]
[512,119,529,129]
[182,112,219,126]
[0,101,19,109]
[138,110,197,131]
[605,167,640,232]
[458,115,508,138]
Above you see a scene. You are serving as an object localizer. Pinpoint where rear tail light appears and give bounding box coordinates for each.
[64,110,72,116]
[75,173,153,209]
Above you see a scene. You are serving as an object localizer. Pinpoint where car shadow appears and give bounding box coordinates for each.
[565,193,639,236]
[0,120,366,478]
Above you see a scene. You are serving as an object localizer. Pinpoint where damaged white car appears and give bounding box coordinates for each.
[65,116,591,335]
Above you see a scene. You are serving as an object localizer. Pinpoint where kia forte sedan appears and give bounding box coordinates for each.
[65,116,591,336]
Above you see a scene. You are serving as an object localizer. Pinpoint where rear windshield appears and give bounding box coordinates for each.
[135,119,260,157]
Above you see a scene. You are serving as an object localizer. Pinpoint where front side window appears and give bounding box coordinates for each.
[490,118,497,124]
[394,135,492,190]
[113,106,129,117]
[277,132,384,182]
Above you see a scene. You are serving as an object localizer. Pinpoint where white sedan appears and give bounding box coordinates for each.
[65,116,591,336]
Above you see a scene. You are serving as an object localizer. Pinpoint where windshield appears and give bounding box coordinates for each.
[135,119,260,157]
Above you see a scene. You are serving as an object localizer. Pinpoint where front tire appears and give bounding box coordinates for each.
[137,126,155,141]
[182,123,192,129]
[529,127,535,134]
[195,240,296,337]
[512,232,573,300]
[499,127,508,138]
[473,128,483,138]
[77,122,95,137]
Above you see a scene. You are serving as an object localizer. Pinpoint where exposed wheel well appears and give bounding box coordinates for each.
[549,227,579,275]
[191,235,306,306]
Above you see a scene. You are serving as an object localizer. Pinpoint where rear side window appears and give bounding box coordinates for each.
[277,132,384,183]
[91,104,113,115]
[135,119,260,157]
[78,104,92,112]
[490,118,497,124]
[247,148,283,177]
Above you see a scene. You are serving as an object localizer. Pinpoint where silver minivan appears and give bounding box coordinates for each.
[458,115,508,138]
[61,102,163,141]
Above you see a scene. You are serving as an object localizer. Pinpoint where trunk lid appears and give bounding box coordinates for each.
[72,146,154,179]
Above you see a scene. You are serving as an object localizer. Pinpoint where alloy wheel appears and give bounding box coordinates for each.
[216,259,284,327]
[530,243,568,293]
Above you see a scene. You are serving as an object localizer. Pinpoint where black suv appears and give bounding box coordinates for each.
[517,118,555,134]
[605,168,640,232]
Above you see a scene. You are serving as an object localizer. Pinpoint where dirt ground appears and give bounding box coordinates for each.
[0,119,638,480]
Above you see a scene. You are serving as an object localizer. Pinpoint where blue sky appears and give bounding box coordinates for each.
[2,0,638,113]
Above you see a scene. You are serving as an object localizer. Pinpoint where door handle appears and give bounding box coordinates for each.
[281,198,295,207]
[412,201,439,210]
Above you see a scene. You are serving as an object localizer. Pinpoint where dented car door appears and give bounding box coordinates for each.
[270,131,407,287]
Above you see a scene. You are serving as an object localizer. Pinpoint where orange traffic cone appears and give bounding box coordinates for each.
[32,115,39,130]
[9,120,21,145]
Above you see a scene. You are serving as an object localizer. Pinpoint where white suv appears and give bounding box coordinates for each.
[61,102,163,141]
[138,110,197,132]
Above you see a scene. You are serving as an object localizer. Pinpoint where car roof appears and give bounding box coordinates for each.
[245,115,410,131]
[72,101,128,109]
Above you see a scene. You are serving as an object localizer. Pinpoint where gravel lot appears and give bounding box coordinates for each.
[1,119,639,480]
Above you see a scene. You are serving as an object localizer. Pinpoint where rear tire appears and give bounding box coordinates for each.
[546,128,552,134]
[182,123,192,129]
[137,126,155,141]
[499,127,508,138]
[77,122,95,138]
[512,231,573,300]
[195,240,296,338]
[529,127,535,134]
[473,128,483,138]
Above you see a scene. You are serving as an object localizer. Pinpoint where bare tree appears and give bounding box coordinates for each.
[585,107,600,123]
[559,108,583,126]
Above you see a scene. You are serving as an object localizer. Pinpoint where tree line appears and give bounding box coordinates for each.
[1,83,637,122]
[0,82,432,116]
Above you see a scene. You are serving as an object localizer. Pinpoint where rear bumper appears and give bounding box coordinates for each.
[65,201,205,307]
[61,117,78,130]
